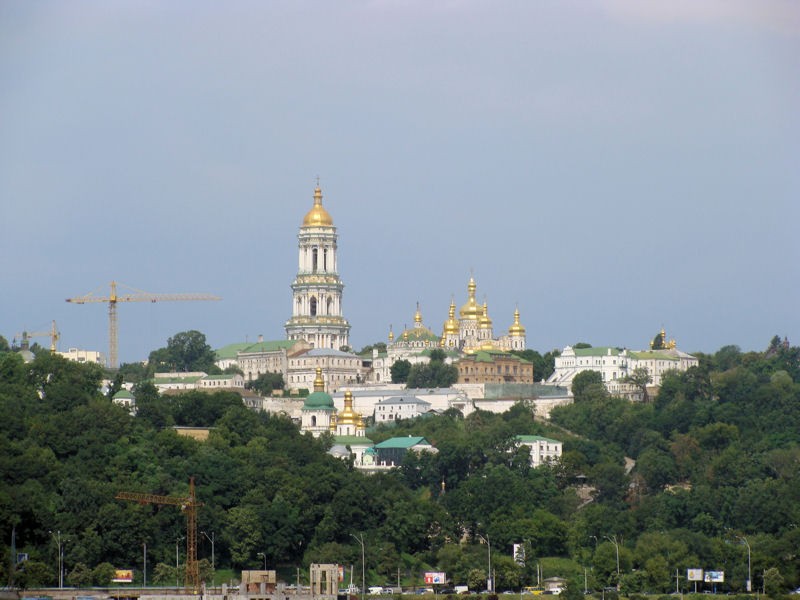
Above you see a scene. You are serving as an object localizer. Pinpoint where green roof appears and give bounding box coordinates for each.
[516,434,560,444]
[216,340,298,359]
[334,435,374,446]
[627,350,679,361]
[113,389,133,399]
[461,350,531,363]
[572,346,622,357]
[203,374,239,380]
[151,376,204,384]
[303,390,335,409]
[374,436,432,449]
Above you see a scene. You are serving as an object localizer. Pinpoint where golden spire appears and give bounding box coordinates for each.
[313,367,325,392]
[388,324,394,342]
[414,302,422,325]
[479,298,493,329]
[443,297,459,334]
[302,184,334,227]
[459,276,482,319]
[508,306,526,336]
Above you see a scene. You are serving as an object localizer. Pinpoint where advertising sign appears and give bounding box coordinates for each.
[113,569,134,583]
[513,544,526,566]
[339,565,344,582]
[424,572,446,585]
[704,571,724,583]
[687,569,703,582]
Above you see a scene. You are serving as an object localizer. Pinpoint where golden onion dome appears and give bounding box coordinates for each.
[302,186,334,227]
[388,325,394,342]
[414,303,423,325]
[337,390,361,426]
[459,276,483,319]
[508,307,526,336]
[479,300,493,329]
[443,299,459,334]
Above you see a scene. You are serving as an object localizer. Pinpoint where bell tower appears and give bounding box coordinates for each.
[285,185,351,349]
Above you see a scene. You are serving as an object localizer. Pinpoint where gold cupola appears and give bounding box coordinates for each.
[388,325,394,342]
[443,298,459,335]
[459,276,483,320]
[479,299,493,329]
[414,302,423,326]
[508,307,526,336]
[302,185,334,227]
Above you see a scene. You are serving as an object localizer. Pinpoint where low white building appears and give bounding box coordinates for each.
[515,435,562,467]
[287,348,365,391]
[199,373,246,390]
[547,339,698,395]
[58,347,106,365]
[374,395,432,423]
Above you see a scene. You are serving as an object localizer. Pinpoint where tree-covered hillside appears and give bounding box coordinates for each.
[0,338,798,596]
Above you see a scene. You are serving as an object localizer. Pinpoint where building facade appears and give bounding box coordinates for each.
[455,350,534,384]
[285,185,351,350]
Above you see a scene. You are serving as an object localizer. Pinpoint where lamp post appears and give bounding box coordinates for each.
[351,533,365,600]
[176,536,184,588]
[737,536,751,592]
[257,552,267,570]
[604,535,620,590]
[477,534,492,592]
[202,531,215,576]
[49,530,64,589]
[143,542,147,588]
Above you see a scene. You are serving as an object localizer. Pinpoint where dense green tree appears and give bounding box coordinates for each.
[571,370,605,402]
[150,330,216,373]
[246,372,284,396]
[391,359,412,384]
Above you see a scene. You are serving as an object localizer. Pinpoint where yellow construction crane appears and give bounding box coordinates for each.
[116,477,203,593]
[15,320,60,353]
[66,281,221,369]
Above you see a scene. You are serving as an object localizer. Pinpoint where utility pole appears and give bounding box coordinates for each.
[49,530,64,589]
[351,533,365,600]
[604,535,620,591]
[143,542,147,588]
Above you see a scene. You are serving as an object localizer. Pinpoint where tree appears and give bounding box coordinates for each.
[0,335,10,353]
[246,372,285,396]
[150,330,216,373]
[623,367,652,402]
[571,370,605,402]
[391,359,412,384]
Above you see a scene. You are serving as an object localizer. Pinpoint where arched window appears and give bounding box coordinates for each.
[312,248,318,272]
[310,297,317,316]
[323,248,328,271]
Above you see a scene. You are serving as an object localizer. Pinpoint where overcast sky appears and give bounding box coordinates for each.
[1,0,798,365]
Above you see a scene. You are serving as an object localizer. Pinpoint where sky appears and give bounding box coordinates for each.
[1,0,798,365]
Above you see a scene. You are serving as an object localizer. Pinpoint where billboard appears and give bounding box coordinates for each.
[424,572,446,585]
[687,569,703,582]
[704,571,724,583]
[113,569,133,583]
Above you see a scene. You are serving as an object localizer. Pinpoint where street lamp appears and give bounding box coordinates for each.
[477,534,492,592]
[604,535,620,590]
[143,542,147,588]
[176,536,184,588]
[49,530,64,589]
[737,536,751,592]
[351,533,365,600]
[202,531,215,573]
[257,552,267,570]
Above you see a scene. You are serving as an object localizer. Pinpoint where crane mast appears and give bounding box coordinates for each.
[115,477,203,592]
[15,320,60,353]
[66,281,221,368]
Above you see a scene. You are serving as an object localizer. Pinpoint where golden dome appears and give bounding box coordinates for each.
[443,299,459,335]
[388,325,394,342]
[459,276,483,319]
[508,307,526,336]
[479,300,493,329]
[337,390,361,426]
[302,186,334,227]
[414,302,422,325]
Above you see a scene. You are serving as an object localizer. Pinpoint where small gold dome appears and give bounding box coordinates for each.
[443,299,459,335]
[337,390,361,426]
[479,300,493,329]
[508,307,526,336]
[302,186,334,227]
[459,276,483,319]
